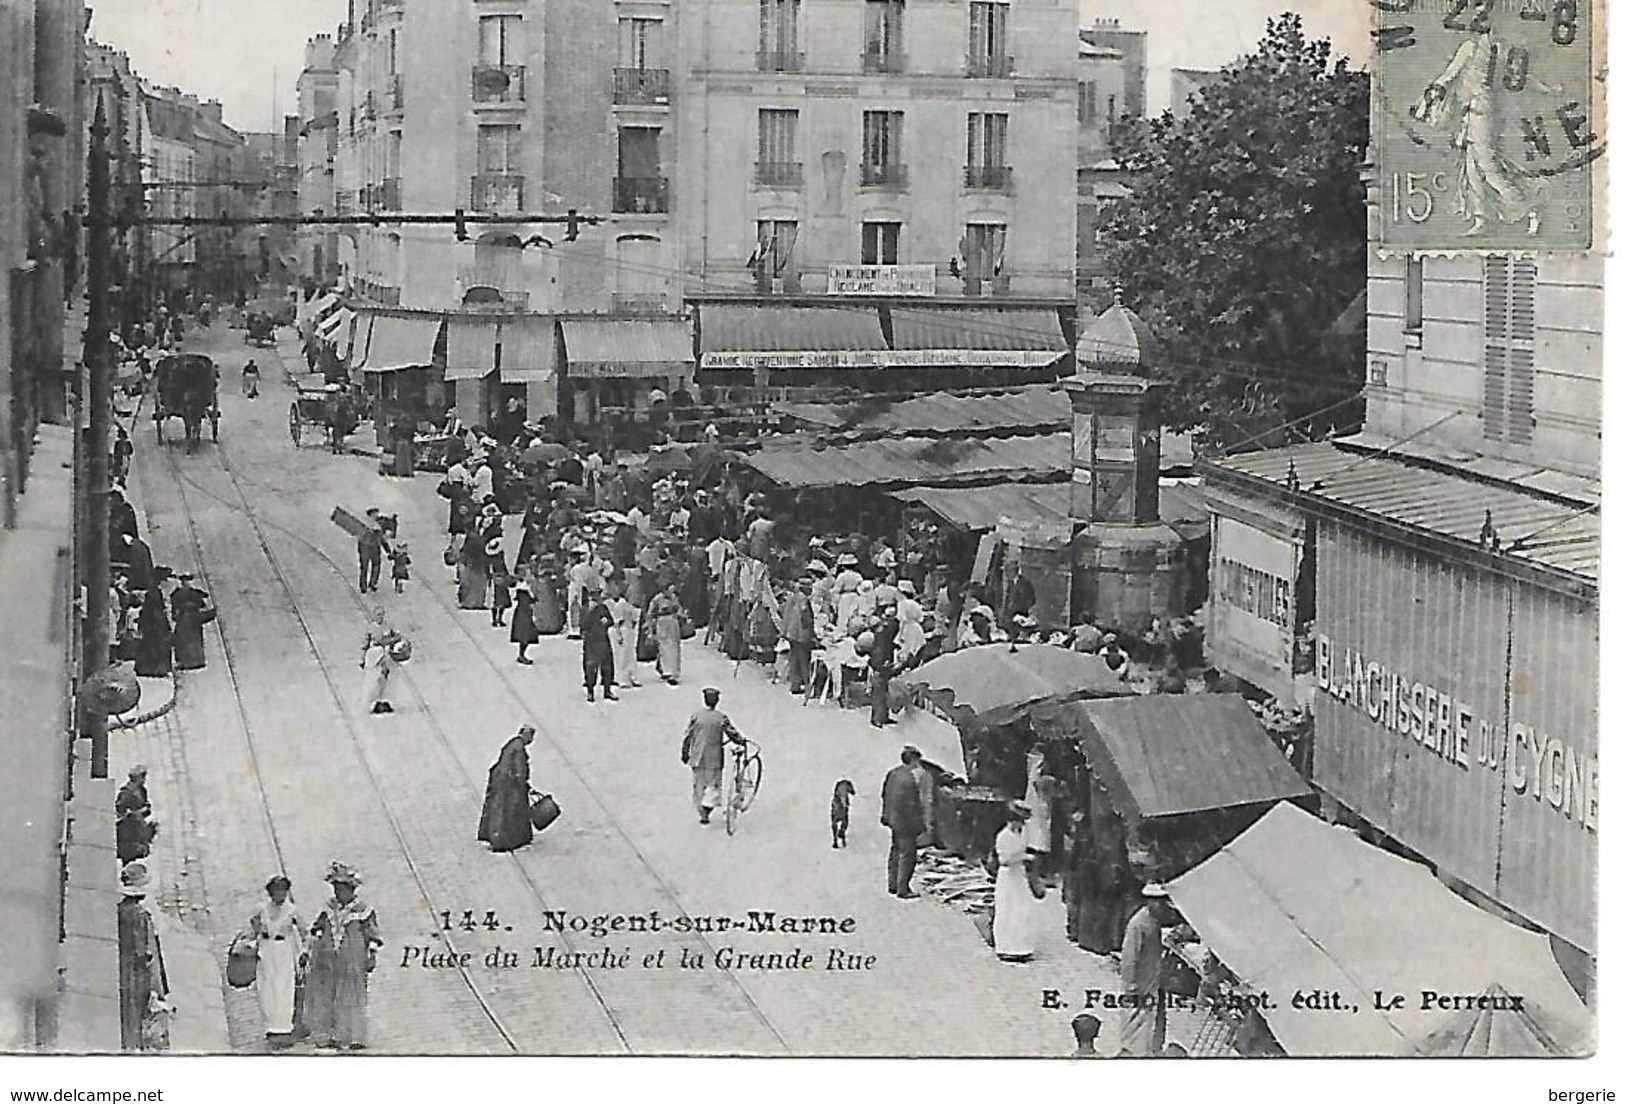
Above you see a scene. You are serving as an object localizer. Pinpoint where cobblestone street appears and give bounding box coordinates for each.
[111,327,1187,1056]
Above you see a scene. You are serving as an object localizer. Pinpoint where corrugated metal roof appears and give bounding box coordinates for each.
[1336,431,1599,508]
[888,306,1066,353]
[776,383,1071,435]
[1032,693,1312,819]
[888,481,1208,539]
[743,432,1070,489]
[1207,442,1599,583]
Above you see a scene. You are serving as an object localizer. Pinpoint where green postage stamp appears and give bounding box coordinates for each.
[1375,0,1603,251]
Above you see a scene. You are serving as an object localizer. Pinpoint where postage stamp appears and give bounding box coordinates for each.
[1374,0,1603,251]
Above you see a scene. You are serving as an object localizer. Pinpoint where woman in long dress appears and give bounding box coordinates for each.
[457,531,491,609]
[650,584,683,685]
[477,725,535,851]
[304,862,382,1050]
[992,802,1038,963]
[608,584,641,687]
[133,592,174,678]
[358,608,398,714]
[534,559,564,635]
[248,874,305,1048]
[510,582,540,664]
[168,579,211,671]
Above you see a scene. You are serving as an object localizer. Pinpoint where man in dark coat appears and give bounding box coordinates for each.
[880,746,926,897]
[781,578,816,694]
[581,586,617,701]
[117,533,156,594]
[477,725,535,851]
[357,508,387,593]
[868,608,900,729]
[116,765,152,819]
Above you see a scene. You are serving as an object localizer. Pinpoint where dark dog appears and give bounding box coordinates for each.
[830,779,856,848]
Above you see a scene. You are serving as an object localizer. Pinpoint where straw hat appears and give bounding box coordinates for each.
[1006,800,1033,820]
[120,861,151,895]
[325,861,362,887]
[1141,883,1170,898]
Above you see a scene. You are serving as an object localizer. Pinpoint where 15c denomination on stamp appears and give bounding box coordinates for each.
[1374,0,1603,250]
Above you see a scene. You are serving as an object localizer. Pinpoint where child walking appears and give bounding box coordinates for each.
[390,543,412,594]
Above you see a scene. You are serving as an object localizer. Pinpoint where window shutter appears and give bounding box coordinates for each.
[1507,257,1536,445]
[1482,256,1509,442]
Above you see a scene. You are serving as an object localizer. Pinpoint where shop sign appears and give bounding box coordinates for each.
[1207,515,1298,700]
[699,350,891,370]
[1314,634,1598,835]
[884,348,1062,368]
[825,264,937,296]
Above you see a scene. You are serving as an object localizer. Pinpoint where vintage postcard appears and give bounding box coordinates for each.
[0,0,1606,1086]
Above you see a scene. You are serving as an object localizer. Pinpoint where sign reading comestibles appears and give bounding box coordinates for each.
[1207,514,1300,701]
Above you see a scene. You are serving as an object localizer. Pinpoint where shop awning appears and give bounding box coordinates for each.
[1167,803,1593,1056]
[904,643,1128,726]
[562,319,693,379]
[775,383,1071,435]
[500,317,557,383]
[699,304,889,370]
[316,306,352,341]
[444,317,499,382]
[742,432,1070,490]
[357,313,442,374]
[1030,693,1311,819]
[887,306,1068,368]
[307,292,339,321]
[890,478,1207,539]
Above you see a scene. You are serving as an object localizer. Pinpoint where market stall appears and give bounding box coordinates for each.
[1165,802,1592,1057]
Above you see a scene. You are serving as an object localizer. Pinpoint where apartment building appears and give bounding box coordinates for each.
[680,0,1079,388]
[1075,28,1133,314]
[296,35,340,285]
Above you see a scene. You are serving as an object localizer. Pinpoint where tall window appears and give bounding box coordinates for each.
[1079,80,1097,124]
[968,2,1009,75]
[758,0,801,69]
[862,221,901,265]
[861,111,904,185]
[615,127,666,213]
[966,112,1009,187]
[477,124,521,175]
[961,223,1006,291]
[1483,256,1535,445]
[1404,256,1424,334]
[757,109,800,185]
[479,14,521,65]
[752,219,799,290]
[864,0,905,70]
[388,27,399,74]
[619,17,663,68]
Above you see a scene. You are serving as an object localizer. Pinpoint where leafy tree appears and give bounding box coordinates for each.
[1100,14,1368,446]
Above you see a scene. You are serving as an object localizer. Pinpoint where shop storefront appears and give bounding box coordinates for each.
[696,303,890,389]
[1203,440,1599,969]
[560,318,693,441]
[354,311,445,447]
[1203,486,1308,704]
[444,316,500,431]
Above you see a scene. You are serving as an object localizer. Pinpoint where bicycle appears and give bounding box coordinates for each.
[721,738,763,836]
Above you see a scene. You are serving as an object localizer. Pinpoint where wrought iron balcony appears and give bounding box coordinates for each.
[860,50,907,74]
[613,67,671,105]
[756,48,805,72]
[859,162,909,190]
[613,176,670,214]
[470,173,524,213]
[964,164,1014,191]
[613,293,666,314]
[753,161,803,188]
[385,73,404,113]
[471,64,527,105]
[966,53,1015,78]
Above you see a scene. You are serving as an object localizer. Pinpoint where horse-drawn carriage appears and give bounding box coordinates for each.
[244,312,277,347]
[152,353,219,452]
[289,381,363,452]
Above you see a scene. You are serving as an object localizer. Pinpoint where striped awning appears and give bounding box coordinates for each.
[358,313,442,373]
[500,316,557,383]
[698,304,888,370]
[308,292,340,320]
[887,306,1068,368]
[444,317,499,382]
[561,319,693,379]
[316,306,352,341]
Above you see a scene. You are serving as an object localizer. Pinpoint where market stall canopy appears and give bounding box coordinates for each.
[742,432,1070,490]
[1166,803,1592,1056]
[645,446,693,474]
[699,304,889,370]
[357,313,442,374]
[887,306,1067,368]
[905,643,1128,727]
[444,317,499,382]
[889,479,1207,540]
[1419,984,1582,1057]
[1030,694,1311,819]
[775,383,1070,436]
[562,319,694,379]
[522,441,572,465]
[500,316,557,383]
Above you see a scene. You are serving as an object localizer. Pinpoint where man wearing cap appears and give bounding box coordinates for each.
[681,687,744,824]
[306,861,383,1050]
[581,585,617,701]
[1118,884,1178,1056]
[357,508,387,594]
[880,747,926,896]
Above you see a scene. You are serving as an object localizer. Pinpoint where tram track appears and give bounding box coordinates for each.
[162,361,791,1053]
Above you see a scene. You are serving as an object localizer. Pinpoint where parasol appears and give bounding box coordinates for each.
[903,643,1126,726]
[523,441,572,465]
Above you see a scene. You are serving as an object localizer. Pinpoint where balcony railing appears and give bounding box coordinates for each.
[966,53,1015,78]
[964,164,1014,191]
[859,162,909,190]
[613,176,670,214]
[753,161,803,188]
[861,50,907,74]
[756,48,805,72]
[613,67,671,105]
[457,268,530,310]
[386,73,404,113]
[613,293,666,314]
[471,64,527,105]
[360,90,376,121]
[470,173,525,212]
[335,189,356,215]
